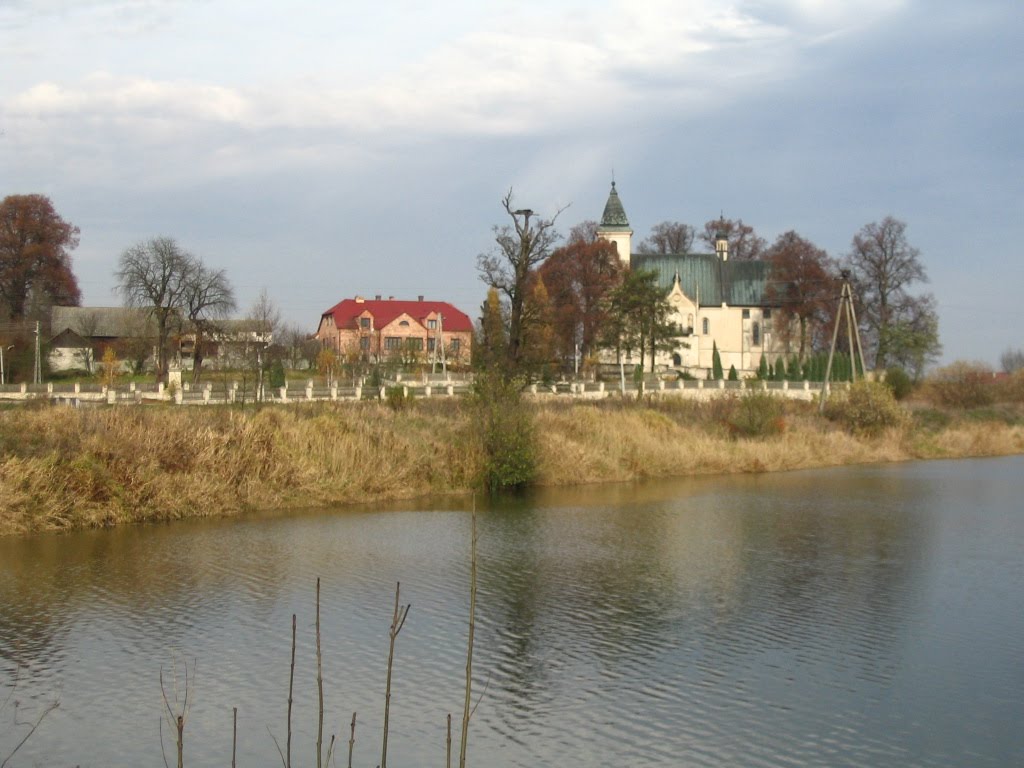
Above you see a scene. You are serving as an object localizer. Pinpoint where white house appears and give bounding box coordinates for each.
[596,182,785,377]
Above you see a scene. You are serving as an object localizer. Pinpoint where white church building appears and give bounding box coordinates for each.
[596,182,785,377]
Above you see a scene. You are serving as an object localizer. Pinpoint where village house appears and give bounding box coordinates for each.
[48,306,155,373]
[597,182,785,377]
[315,295,473,366]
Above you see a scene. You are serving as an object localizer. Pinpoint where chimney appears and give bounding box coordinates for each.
[388,295,394,301]
[355,296,365,303]
[375,294,381,301]
[418,295,424,302]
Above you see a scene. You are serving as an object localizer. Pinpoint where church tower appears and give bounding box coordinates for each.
[596,181,633,266]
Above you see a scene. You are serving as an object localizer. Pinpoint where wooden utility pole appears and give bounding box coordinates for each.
[819,270,867,413]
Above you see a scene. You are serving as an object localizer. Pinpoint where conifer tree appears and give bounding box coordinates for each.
[712,341,723,380]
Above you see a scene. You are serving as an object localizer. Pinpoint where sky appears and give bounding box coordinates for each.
[2,0,1021,365]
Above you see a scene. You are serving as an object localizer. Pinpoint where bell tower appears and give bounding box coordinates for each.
[596,181,633,266]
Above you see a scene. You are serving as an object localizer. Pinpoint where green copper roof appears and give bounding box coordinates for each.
[631,253,772,307]
[599,181,631,230]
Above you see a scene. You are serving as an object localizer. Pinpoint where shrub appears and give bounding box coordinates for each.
[727,392,786,439]
[472,372,536,493]
[884,366,913,401]
[824,380,908,436]
[993,370,1024,403]
[727,365,738,381]
[385,386,408,412]
[925,362,995,409]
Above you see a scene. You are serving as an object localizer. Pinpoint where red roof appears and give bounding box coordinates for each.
[321,298,473,332]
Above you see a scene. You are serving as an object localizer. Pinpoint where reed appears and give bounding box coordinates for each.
[1,398,1022,535]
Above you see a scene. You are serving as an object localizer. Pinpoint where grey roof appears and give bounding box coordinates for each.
[598,182,631,230]
[50,306,155,339]
[631,253,773,307]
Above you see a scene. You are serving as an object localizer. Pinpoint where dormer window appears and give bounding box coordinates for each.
[428,319,437,330]
[360,317,370,329]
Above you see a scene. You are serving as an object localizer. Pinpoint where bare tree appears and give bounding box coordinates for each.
[699,217,767,261]
[846,216,939,370]
[1000,347,1024,374]
[477,190,566,371]
[72,309,102,373]
[115,237,195,383]
[182,264,235,384]
[638,221,695,255]
[247,288,281,400]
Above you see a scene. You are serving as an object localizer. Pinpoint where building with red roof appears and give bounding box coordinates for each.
[315,295,473,366]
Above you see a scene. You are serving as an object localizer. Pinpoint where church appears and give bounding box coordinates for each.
[596,182,784,377]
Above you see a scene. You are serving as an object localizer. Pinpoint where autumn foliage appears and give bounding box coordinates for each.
[0,194,81,319]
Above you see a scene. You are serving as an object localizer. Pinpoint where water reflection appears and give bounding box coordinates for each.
[1,458,1023,767]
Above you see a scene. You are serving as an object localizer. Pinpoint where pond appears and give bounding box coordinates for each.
[2,456,1023,766]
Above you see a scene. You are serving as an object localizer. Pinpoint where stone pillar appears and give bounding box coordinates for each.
[129,381,136,392]
[396,373,402,383]
[718,380,725,390]
[803,380,810,391]
[330,385,338,401]
[447,384,454,396]
[157,382,164,396]
[47,382,53,394]
[379,386,386,400]
[550,384,557,394]
[782,380,789,391]
[354,386,362,400]
[183,382,190,391]
[203,388,211,404]
[402,386,408,399]
[174,389,183,405]
[106,388,116,405]
[530,384,537,395]
[424,385,432,398]
[134,390,143,403]
[305,383,314,400]
[598,381,605,394]
[74,382,81,394]
[20,383,27,393]
[658,380,665,392]
[229,388,236,403]
[280,386,288,402]
[698,379,704,390]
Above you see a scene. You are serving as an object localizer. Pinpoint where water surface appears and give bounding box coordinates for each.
[2,457,1023,766]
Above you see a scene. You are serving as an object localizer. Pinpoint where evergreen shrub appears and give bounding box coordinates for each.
[472,372,536,493]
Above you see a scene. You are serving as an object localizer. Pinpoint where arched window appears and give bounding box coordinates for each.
[702,318,710,335]
[687,313,694,331]
[673,353,682,367]
[752,322,761,346]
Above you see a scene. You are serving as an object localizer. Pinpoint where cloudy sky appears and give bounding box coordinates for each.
[2,0,1021,364]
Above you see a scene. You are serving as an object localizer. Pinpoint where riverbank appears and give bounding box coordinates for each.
[2,397,1022,535]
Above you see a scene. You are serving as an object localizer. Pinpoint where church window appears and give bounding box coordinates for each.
[742,308,751,319]
[687,313,694,331]
[752,322,761,346]
[702,318,710,335]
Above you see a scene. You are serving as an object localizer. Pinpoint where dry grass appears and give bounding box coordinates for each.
[2,397,1022,535]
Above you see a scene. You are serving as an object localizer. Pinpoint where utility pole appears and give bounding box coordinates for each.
[819,270,867,413]
[34,321,41,385]
[431,313,447,378]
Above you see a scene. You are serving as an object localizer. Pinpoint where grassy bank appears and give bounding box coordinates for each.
[2,396,1022,535]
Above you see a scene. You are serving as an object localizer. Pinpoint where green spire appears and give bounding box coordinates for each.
[599,181,630,230]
